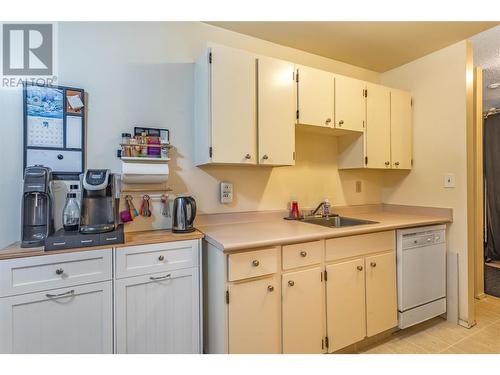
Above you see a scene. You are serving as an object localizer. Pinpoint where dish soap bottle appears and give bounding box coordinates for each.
[323,198,331,217]
[63,192,80,231]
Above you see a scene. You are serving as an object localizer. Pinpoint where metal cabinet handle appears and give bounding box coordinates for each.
[158,255,165,261]
[252,260,260,267]
[325,118,332,125]
[262,154,269,160]
[394,161,400,166]
[357,265,363,271]
[245,154,251,159]
[385,161,390,166]
[338,120,344,126]
[370,262,377,267]
[150,274,171,281]
[288,280,295,287]
[267,285,274,292]
[55,268,64,275]
[300,251,307,257]
[46,289,74,298]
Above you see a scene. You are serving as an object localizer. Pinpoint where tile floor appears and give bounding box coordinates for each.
[359,295,500,354]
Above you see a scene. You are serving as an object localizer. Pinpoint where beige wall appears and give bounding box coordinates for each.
[0,22,382,247]
[380,41,470,324]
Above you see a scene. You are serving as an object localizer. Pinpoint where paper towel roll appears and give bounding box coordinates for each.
[121,162,169,184]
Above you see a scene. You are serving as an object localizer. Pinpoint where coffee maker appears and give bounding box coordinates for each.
[21,166,54,248]
[79,169,117,234]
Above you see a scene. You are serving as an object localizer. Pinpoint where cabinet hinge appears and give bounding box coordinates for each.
[411,159,414,167]
[321,339,324,350]
[362,120,365,128]
[364,89,367,98]
[208,52,212,64]
[325,336,329,349]
[365,156,368,165]
[295,70,299,83]
[293,151,295,161]
[209,146,213,158]
[296,110,299,120]
[411,98,413,107]
[324,270,328,281]
[225,290,229,304]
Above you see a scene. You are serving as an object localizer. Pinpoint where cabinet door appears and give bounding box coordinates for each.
[365,252,398,337]
[296,65,334,128]
[115,267,200,354]
[366,83,391,169]
[282,267,325,353]
[228,276,281,353]
[334,75,366,132]
[390,89,412,169]
[326,258,366,352]
[257,56,296,166]
[0,282,112,354]
[210,44,257,164]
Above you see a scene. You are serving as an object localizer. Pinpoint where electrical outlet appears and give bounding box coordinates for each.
[355,181,362,193]
[220,182,233,203]
[443,173,456,188]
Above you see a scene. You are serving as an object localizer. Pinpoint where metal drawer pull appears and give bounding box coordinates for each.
[80,239,93,243]
[385,161,390,166]
[262,154,269,160]
[394,161,400,166]
[158,255,165,261]
[267,285,274,292]
[150,274,171,281]
[245,154,251,159]
[300,251,307,257]
[370,262,377,267]
[338,120,344,126]
[357,265,363,271]
[55,268,64,275]
[252,260,260,267]
[288,280,295,287]
[46,289,74,298]
[325,118,332,125]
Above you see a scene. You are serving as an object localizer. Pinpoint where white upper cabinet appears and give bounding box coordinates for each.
[390,89,412,169]
[334,75,366,132]
[195,43,257,165]
[257,56,296,166]
[296,65,334,128]
[365,83,391,169]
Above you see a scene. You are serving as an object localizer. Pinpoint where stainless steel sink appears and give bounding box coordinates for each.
[300,215,378,228]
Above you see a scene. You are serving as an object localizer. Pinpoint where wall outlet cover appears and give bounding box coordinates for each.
[220,181,233,203]
[443,173,456,188]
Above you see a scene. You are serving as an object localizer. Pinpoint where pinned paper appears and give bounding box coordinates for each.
[67,95,84,110]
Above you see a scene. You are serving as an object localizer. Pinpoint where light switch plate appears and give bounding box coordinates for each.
[444,173,456,188]
[220,181,233,203]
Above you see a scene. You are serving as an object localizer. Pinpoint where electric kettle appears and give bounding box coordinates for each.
[172,196,196,233]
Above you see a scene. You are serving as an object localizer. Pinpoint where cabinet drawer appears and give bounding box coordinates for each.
[325,231,395,262]
[0,249,112,297]
[282,241,322,270]
[227,247,278,282]
[115,239,199,279]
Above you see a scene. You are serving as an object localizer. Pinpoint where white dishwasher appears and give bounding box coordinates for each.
[397,224,446,329]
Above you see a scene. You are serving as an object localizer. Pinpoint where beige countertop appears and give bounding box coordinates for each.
[0,229,204,261]
[198,206,452,252]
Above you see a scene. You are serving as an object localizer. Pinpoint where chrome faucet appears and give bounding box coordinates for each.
[310,200,332,217]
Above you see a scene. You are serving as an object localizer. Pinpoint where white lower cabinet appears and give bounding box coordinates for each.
[227,276,281,353]
[115,267,200,354]
[282,267,325,354]
[326,258,366,352]
[0,281,112,354]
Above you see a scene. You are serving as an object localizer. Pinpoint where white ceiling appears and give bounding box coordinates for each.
[207,22,498,72]
[471,25,500,110]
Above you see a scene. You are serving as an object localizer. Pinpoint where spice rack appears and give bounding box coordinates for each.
[120,143,172,163]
